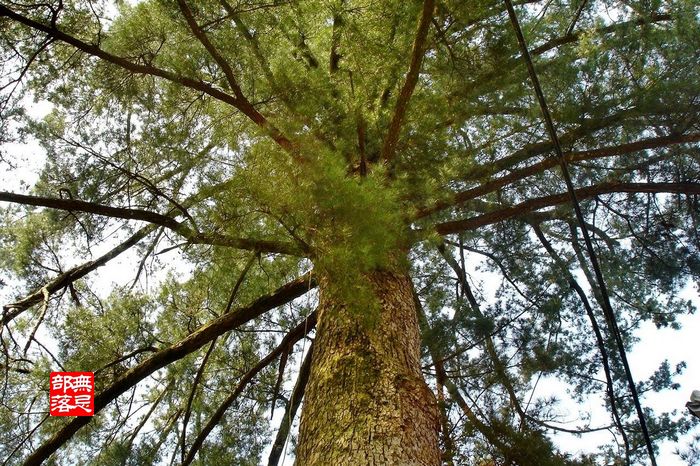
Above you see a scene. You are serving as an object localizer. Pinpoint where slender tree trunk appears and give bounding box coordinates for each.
[296,270,440,465]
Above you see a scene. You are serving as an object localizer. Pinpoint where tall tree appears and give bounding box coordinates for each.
[0,0,698,464]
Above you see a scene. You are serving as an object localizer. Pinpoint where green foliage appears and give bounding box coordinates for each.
[1,0,699,463]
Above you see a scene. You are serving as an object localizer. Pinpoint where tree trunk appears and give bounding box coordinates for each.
[296,270,440,465]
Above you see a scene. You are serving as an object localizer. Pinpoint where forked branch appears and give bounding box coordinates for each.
[182,314,316,466]
[0,4,296,154]
[0,191,304,255]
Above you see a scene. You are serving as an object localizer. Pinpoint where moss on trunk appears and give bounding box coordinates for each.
[296,271,440,465]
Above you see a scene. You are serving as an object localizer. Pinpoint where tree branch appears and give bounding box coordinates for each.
[2,225,155,324]
[0,191,304,255]
[529,221,630,456]
[0,4,296,155]
[22,273,316,466]
[182,312,317,466]
[268,343,313,466]
[418,132,700,218]
[434,182,700,235]
[381,0,435,165]
[176,0,243,97]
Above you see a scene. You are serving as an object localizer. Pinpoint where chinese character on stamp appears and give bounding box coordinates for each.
[49,372,94,416]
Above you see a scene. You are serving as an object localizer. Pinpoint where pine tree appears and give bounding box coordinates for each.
[0,0,699,464]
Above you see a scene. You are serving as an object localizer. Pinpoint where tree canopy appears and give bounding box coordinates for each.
[0,0,699,464]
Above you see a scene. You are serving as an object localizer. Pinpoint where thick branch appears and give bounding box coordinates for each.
[0,191,181,230]
[435,182,700,235]
[0,5,295,154]
[22,273,316,466]
[0,191,303,255]
[418,132,700,218]
[381,0,435,165]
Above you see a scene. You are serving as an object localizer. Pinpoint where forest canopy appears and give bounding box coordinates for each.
[0,0,699,464]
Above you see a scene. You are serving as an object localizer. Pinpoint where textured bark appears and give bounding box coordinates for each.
[296,271,440,465]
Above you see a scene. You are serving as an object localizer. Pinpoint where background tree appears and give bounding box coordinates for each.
[0,0,698,464]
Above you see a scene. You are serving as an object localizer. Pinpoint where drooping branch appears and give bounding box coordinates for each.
[434,182,700,235]
[268,343,314,466]
[437,243,528,426]
[180,339,217,463]
[504,0,656,458]
[418,132,700,218]
[414,292,513,455]
[529,221,631,459]
[381,0,435,165]
[22,273,316,466]
[0,4,296,154]
[0,191,304,255]
[182,313,317,466]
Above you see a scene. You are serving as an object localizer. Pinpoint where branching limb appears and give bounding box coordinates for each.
[418,132,700,219]
[175,0,243,97]
[0,191,304,255]
[2,225,155,324]
[381,0,435,165]
[530,221,631,459]
[0,4,296,155]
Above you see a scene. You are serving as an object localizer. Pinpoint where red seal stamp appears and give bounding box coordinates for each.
[49,372,94,416]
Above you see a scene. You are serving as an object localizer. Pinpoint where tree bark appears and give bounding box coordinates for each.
[296,271,440,465]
